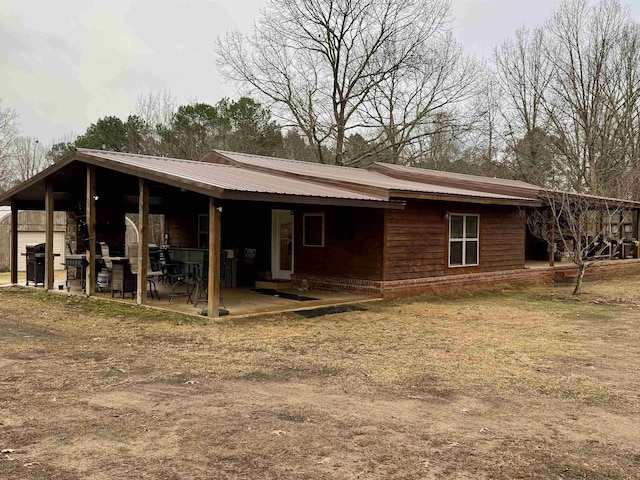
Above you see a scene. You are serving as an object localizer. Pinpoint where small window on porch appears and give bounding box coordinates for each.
[303,213,324,247]
[449,214,479,267]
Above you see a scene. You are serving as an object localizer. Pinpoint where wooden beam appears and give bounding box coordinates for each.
[45,181,55,290]
[207,197,221,317]
[86,165,96,296]
[137,178,149,305]
[10,202,18,284]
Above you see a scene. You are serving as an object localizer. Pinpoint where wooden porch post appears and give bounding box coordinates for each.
[10,201,18,284]
[45,181,55,290]
[137,178,149,305]
[549,208,555,267]
[207,197,221,317]
[86,165,96,296]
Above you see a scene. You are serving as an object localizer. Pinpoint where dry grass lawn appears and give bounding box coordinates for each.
[1,276,640,479]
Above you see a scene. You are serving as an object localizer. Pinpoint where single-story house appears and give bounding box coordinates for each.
[1,148,639,316]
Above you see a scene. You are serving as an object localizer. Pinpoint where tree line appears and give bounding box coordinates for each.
[217,0,640,198]
[1,0,639,201]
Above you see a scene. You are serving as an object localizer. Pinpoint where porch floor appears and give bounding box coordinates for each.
[5,274,378,318]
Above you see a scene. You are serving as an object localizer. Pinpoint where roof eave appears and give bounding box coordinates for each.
[391,190,541,207]
[221,190,405,209]
[0,151,78,206]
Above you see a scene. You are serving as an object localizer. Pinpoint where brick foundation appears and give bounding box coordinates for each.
[292,259,640,299]
[291,274,383,295]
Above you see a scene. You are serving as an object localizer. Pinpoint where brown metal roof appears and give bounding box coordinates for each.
[367,162,541,199]
[0,149,399,209]
[75,149,389,202]
[0,148,542,209]
[203,150,539,205]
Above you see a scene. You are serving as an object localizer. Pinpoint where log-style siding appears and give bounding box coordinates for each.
[385,202,446,280]
[294,207,385,281]
[166,199,526,286]
[384,201,525,281]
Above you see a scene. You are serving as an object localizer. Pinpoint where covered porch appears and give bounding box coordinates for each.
[0,149,393,316]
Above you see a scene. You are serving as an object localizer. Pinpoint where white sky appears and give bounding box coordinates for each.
[1,0,639,146]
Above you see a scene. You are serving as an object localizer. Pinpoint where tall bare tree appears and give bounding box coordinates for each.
[495,26,555,186]
[544,0,640,195]
[216,0,468,166]
[360,31,480,165]
[495,0,640,194]
[0,100,20,191]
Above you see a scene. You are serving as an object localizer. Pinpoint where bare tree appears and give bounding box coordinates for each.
[0,100,20,191]
[496,0,640,194]
[360,31,480,165]
[543,0,640,194]
[133,90,178,155]
[8,136,50,185]
[216,0,462,166]
[527,186,637,294]
[495,26,555,186]
[134,90,177,130]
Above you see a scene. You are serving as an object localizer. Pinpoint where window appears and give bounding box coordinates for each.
[303,213,324,247]
[449,214,479,267]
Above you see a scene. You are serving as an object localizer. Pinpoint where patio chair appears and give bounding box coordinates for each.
[193,252,227,315]
[163,249,193,303]
[192,252,209,307]
[128,243,162,300]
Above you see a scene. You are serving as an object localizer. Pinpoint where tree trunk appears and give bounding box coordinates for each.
[572,263,587,295]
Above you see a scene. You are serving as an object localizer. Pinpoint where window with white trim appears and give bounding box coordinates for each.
[303,213,324,247]
[449,214,479,267]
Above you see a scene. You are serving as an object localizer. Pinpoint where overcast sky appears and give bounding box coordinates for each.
[1,0,639,146]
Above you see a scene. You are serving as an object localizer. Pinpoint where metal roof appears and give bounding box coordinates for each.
[76,149,387,201]
[0,148,543,209]
[206,150,538,204]
[368,162,541,199]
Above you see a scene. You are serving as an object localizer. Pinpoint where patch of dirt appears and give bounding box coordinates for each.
[1,280,640,478]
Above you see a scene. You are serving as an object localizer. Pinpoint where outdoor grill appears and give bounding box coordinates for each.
[63,254,89,292]
[25,243,46,286]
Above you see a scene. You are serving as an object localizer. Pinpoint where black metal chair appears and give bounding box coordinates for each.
[163,250,192,303]
[193,253,209,308]
[193,252,227,315]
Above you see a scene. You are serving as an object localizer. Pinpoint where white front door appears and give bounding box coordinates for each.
[272,209,293,280]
